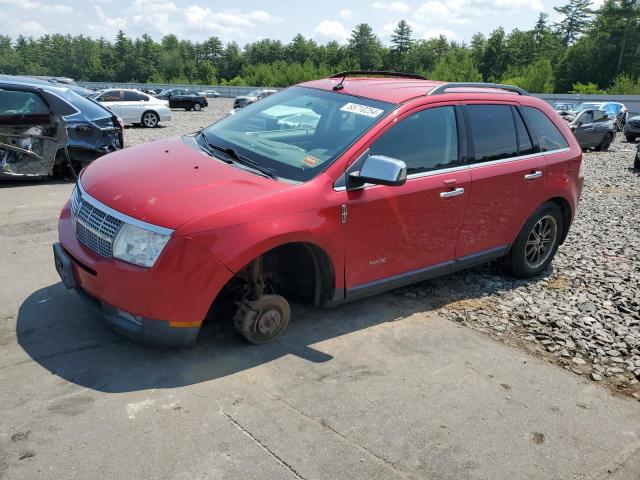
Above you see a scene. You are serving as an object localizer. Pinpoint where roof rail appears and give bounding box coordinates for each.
[330,71,427,80]
[428,82,528,96]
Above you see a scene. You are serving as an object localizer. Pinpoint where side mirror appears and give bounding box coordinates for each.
[348,155,407,188]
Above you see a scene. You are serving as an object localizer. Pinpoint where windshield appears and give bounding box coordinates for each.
[200,86,395,182]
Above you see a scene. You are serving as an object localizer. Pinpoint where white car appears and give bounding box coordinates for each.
[92,89,171,128]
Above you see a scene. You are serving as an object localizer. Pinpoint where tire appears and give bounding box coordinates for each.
[141,111,159,128]
[596,133,613,151]
[626,135,637,143]
[634,152,640,170]
[192,102,202,112]
[499,202,564,279]
[234,294,291,344]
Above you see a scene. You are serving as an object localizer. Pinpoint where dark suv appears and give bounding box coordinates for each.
[155,89,208,111]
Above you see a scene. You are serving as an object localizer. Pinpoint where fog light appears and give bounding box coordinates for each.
[117,309,143,325]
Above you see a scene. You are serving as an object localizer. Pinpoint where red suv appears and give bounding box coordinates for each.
[53,72,583,347]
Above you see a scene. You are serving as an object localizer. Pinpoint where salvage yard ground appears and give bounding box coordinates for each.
[1,98,639,479]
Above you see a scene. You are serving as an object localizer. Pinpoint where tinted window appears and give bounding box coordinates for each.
[514,108,535,155]
[522,106,569,152]
[369,106,459,174]
[466,105,517,162]
[0,89,49,116]
[58,89,112,120]
[123,91,145,101]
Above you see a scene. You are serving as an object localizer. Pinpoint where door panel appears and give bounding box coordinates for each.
[345,169,471,288]
[343,103,469,290]
[457,156,547,257]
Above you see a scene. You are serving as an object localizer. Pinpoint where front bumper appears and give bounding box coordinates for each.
[623,124,640,136]
[56,203,234,347]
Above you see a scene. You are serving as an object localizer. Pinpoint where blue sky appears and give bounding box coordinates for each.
[0,0,604,45]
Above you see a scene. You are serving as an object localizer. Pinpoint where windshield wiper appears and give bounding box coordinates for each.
[199,131,278,180]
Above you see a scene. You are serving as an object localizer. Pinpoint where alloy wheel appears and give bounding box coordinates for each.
[143,112,158,128]
[525,214,558,269]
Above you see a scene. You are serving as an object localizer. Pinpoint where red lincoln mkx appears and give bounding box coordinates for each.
[54,72,583,347]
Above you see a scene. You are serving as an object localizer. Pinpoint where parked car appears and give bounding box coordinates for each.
[53,74,583,347]
[92,89,171,128]
[623,114,640,142]
[233,89,277,109]
[154,89,208,111]
[567,102,628,131]
[553,103,575,115]
[1,79,122,174]
[0,74,96,98]
[565,109,616,150]
[199,89,221,98]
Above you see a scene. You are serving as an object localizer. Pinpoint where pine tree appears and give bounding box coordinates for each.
[390,20,413,70]
[347,23,382,70]
[553,0,593,45]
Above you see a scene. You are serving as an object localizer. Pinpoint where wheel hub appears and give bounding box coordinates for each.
[525,215,557,268]
[256,309,282,336]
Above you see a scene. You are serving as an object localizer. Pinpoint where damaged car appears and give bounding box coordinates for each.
[1,79,123,174]
[565,108,616,151]
[0,84,70,178]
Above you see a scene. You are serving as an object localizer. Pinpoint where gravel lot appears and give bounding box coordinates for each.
[128,101,640,399]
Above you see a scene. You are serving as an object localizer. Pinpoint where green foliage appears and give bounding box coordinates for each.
[502,58,555,93]
[570,82,604,94]
[607,74,640,94]
[0,2,638,94]
[430,50,482,82]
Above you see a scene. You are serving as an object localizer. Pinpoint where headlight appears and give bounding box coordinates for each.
[112,223,170,268]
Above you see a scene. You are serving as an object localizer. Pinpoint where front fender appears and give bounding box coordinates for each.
[190,205,345,294]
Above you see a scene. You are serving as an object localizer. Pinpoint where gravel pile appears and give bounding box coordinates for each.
[399,137,640,399]
[124,109,640,398]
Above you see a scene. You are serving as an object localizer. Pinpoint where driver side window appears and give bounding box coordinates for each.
[368,106,459,175]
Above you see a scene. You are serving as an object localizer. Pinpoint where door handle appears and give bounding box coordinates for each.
[440,187,464,198]
[524,171,543,180]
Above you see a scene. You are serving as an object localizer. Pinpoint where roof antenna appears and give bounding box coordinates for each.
[333,73,347,91]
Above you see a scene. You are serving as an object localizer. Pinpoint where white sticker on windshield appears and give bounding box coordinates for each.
[340,103,384,118]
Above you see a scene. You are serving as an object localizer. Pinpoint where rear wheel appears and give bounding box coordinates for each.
[634,151,640,170]
[499,203,563,278]
[192,102,202,112]
[141,111,159,128]
[626,135,637,143]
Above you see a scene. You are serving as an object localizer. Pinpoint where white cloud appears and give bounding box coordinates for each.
[0,0,72,13]
[339,8,353,20]
[421,27,460,40]
[0,11,46,36]
[415,0,542,24]
[313,20,350,42]
[373,1,411,13]
[182,7,279,37]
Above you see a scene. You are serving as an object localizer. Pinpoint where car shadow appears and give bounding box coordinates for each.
[16,262,548,393]
[0,177,74,188]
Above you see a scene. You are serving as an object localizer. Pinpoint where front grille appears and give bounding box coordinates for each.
[71,187,123,258]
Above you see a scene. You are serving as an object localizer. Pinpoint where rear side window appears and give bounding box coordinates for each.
[521,106,569,152]
[593,110,606,122]
[368,106,459,174]
[466,105,518,162]
[123,91,146,101]
[0,89,49,116]
[514,108,535,155]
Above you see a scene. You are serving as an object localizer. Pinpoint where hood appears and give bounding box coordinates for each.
[79,136,292,231]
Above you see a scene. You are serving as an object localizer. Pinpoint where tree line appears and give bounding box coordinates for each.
[0,0,638,94]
